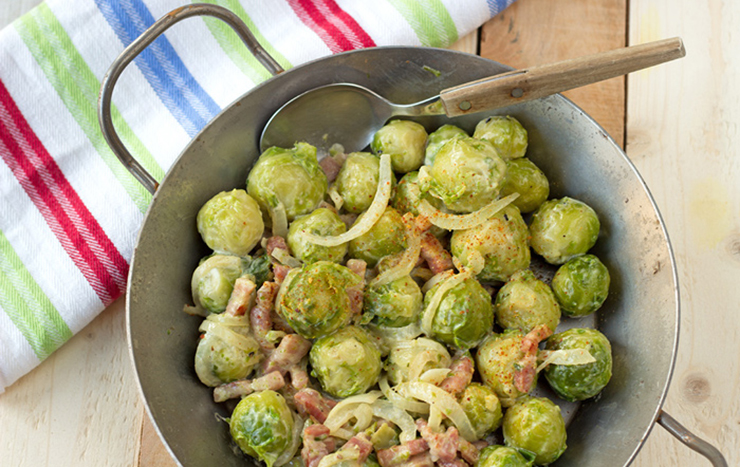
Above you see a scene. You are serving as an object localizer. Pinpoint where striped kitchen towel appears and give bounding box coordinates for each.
[0,0,515,392]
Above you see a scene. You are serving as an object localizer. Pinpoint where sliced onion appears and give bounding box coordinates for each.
[409,349,451,381]
[324,391,382,435]
[370,213,422,288]
[379,376,429,414]
[421,270,472,336]
[268,200,288,239]
[417,193,519,231]
[536,349,596,373]
[396,381,477,441]
[371,399,417,443]
[421,269,455,294]
[419,368,451,385]
[328,185,344,212]
[427,406,443,433]
[199,318,259,354]
[302,154,392,247]
[272,247,302,268]
[366,322,423,348]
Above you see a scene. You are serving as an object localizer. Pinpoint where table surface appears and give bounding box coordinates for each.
[1,1,738,466]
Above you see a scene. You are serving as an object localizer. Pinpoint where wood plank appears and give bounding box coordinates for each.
[626,0,739,465]
[480,0,627,146]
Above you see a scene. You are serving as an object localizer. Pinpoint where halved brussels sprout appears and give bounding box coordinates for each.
[450,204,530,282]
[476,330,533,406]
[309,326,382,398]
[247,142,328,221]
[423,275,494,349]
[551,254,610,317]
[502,396,567,466]
[348,207,407,268]
[473,115,528,160]
[370,119,427,173]
[276,261,362,339]
[287,208,347,264]
[495,269,560,333]
[544,328,613,401]
[419,136,507,213]
[385,337,451,385]
[334,152,395,214]
[195,313,261,387]
[478,445,536,467]
[459,382,503,439]
[230,390,295,467]
[197,189,264,256]
[190,255,245,314]
[529,197,600,265]
[364,275,422,328]
[424,124,467,166]
[500,158,550,213]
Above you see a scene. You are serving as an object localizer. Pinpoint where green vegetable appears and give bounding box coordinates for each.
[502,396,567,465]
[348,207,407,268]
[196,189,264,256]
[310,326,382,398]
[459,383,503,439]
[551,254,610,317]
[499,158,550,213]
[190,255,244,314]
[529,197,600,265]
[495,269,561,333]
[364,275,422,328]
[194,314,261,387]
[287,208,347,264]
[545,328,613,401]
[473,115,528,160]
[385,337,451,385]
[424,124,467,166]
[335,152,395,214]
[371,119,428,173]
[476,330,534,406]
[478,445,536,467]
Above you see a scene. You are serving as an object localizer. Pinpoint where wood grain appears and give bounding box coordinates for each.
[480,0,627,146]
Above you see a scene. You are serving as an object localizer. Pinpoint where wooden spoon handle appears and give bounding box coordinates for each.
[440,37,685,117]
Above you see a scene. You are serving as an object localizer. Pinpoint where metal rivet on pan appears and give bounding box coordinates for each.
[511,88,524,98]
[459,101,471,110]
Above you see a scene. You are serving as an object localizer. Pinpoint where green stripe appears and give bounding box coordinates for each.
[0,230,73,360]
[387,0,458,47]
[16,4,163,214]
[197,0,292,83]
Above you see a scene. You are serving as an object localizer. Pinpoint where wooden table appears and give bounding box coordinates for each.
[1,0,737,465]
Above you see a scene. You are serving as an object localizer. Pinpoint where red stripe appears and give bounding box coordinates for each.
[315,0,375,49]
[288,0,355,53]
[0,78,128,305]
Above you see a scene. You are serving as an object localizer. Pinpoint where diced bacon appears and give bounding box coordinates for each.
[458,438,482,465]
[273,264,291,285]
[419,231,453,274]
[262,333,311,375]
[438,459,469,467]
[416,419,459,463]
[514,324,554,393]
[288,365,309,390]
[266,236,290,257]
[302,424,336,467]
[406,453,435,467]
[346,259,367,278]
[345,259,366,320]
[294,388,337,424]
[224,277,256,317]
[319,155,345,183]
[377,438,430,467]
[212,371,285,403]
[440,354,474,395]
[250,282,280,352]
[339,433,374,463]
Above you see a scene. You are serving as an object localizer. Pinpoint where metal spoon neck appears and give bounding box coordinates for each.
[393,95,445,117]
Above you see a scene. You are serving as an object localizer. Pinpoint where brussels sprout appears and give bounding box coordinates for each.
[551,254,610,317]
[391,172,446,238]
[287,208,347,264]
[247,142,328,221]
[450,205,530,282]
[529,197,600,265]
[424,124,467,166]
[459,383,503,439]
[310,326,382,398]
[385,337,451,385]
[500,158,550,213]
[495,269,560,333]
[370,119,427,173]
[419,136,507,213]
[229,390,295,467]
[473,115,528,160]
[476,330,533,406]
[243,254,273,288]
[423,275,494,349]
[478,445,536,467]
[334,152,396,214]
[276,261,362,339]
[190,255,245,314]
[502,396,567,466]
[348,207,407,268]
[545,328,613,401]
[195,314,261,386]
[197,189,264,256]
[364,275,423,327]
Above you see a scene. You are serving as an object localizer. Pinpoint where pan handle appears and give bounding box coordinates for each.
[657,410,728,467]
[98,4,284,194]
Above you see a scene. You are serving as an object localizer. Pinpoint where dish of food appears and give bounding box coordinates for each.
[183,115,614,467]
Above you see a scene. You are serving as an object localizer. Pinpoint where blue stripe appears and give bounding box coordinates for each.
[95,0,221,137]
[486,0,516,17]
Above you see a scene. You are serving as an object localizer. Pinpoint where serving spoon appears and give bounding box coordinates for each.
[260,37,685,153]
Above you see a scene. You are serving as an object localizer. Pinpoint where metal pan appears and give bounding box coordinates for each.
[98,5,726,466]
